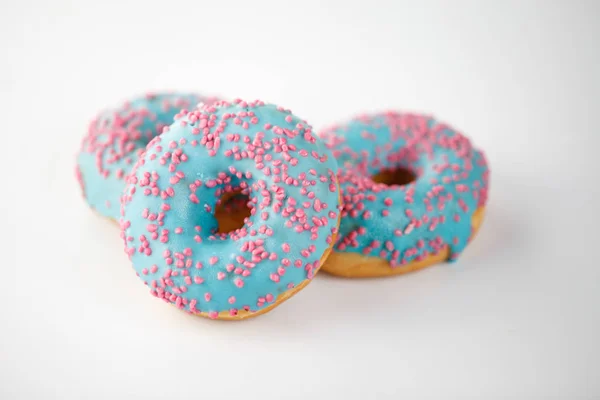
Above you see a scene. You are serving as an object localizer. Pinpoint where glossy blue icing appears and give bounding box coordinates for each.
[319,112,489,266]
[77,93,207,219]
[121,100,340,317]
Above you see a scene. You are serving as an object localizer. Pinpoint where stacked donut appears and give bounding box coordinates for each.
[76,93,489,320]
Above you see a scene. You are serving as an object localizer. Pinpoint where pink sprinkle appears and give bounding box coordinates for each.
[208,311,218,319]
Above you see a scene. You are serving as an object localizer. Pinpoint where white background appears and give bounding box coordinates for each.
[2,0,599,399]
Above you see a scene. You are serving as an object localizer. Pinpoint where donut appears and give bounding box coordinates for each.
[120,99,341,320]
[318,112,489,278]
[76,93,216,219]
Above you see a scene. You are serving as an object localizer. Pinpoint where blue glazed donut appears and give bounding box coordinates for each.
[120,99,341,320]
[318,112,490,277]
[76,93,213,219]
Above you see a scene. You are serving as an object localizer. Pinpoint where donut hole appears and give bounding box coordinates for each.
[214,189,252,233]
[372,166,417,187]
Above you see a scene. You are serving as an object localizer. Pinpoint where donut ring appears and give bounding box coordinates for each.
[76,93,215,219]
[120,99,341,320]
[318,112,489,278]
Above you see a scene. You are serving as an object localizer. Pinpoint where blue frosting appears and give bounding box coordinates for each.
[121,100,340,317]
[320,112,489,266]
[77,93,206,219]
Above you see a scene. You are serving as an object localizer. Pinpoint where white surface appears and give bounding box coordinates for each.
[2,1,599,399]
